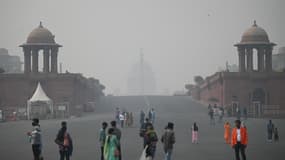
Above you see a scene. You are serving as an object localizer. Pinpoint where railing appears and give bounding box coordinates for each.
[247,104,284,118]
[262,105,285,117]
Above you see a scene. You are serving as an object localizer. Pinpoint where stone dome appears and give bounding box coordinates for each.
[26,22,55,44]
[240,21,269,44]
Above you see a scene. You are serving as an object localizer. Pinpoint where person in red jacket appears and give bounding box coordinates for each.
[231,119,248,160]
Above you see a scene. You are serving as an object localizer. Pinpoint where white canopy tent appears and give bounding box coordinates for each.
[27,83,53,119]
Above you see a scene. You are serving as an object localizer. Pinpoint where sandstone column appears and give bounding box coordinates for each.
[51,47,58,73]
[265,47,272,72]
[246,48,253,72]
[238,47,246,72]
[23,47,31,74]
[32,48,39,73]
[258,48,265,72]
[43,48,50,73]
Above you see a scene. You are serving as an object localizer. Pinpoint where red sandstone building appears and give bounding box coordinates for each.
[191,21,285,117]
[0,23,104,119]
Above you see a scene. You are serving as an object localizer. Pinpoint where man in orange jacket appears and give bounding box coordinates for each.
[231,120,248,160]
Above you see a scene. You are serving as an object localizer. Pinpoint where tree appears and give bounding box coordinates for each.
[185,84,195,96]
[185,84,194,90]
[194,76,204,85]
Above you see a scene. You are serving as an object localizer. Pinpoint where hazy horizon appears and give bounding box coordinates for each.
[1,0,285,94]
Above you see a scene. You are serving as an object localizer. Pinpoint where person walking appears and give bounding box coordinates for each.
[145,124,158,160]
[140,118,152,148]
[119,113,125,128]
[192,122,199,144]
[110,121,122,160]
[55,121,73,160]
[209,107,215,125]
[115,108,120,124]
[129,112,134,127]
[236,107,241,120]
[267,120,274,142]
[148,109,152,123]
[104,128,120,160]
[231,119,248,160]
[140,110,145,127]
[27,120,42,160]
[125,112,129,127]
[99,122,108,160]
[161,122,175,160]
[224,121,231,144]
[218,108,223,123]
[274,127,279,142]
[150,108,156,124]
[208,104,212,110]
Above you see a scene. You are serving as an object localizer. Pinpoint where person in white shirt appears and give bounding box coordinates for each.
[119,113,125,128]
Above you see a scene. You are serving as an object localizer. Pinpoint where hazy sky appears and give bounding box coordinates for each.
[1,0,285,94]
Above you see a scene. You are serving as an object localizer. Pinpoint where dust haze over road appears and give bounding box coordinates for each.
[0,96,284,160]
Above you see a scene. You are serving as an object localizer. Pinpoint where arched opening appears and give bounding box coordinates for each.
[252,88,266,104]
[252,48,258,71]
[251,88,266,117]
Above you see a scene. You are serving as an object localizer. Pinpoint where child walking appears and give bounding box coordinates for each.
[274,127,279,142]
[192,122,199,144]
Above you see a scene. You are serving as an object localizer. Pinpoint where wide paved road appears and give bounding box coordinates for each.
[0,96,284,160]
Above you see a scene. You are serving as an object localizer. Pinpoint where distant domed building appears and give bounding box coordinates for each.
[127,54,156,95]
[189,21,285,118]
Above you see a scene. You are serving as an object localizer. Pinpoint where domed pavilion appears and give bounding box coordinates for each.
[190,21,285,118]
[234,21,276,72]
[20,22,62,74]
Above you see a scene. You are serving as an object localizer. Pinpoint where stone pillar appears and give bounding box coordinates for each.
[43,48,50,73]
[258,48,265,72]
[51,47,58,73]
[246,48,253,72]
[32,48,39,73]
[238,47,246,72]
[265,47,272,72]
[23,47,31,74]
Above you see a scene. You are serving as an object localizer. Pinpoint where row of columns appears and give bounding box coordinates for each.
[238,46,272,72]
[23,47,58,74]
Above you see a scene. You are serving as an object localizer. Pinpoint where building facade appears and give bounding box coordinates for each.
[0,48,22,73]
[190,21,285,117]
[0,23,104,119]
[273,47,285,71]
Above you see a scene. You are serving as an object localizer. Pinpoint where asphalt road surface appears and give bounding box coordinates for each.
[0,96,284,160]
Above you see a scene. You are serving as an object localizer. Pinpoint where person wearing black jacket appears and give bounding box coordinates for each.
[55,121,73,160]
